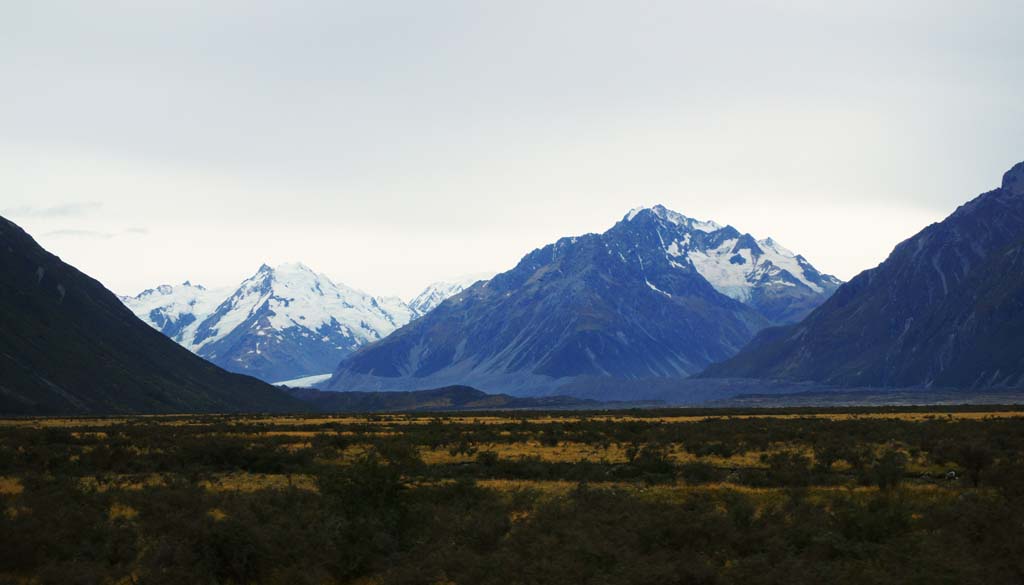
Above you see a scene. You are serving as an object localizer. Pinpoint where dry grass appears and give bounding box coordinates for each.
[80,474,168,492]
[0,477,24,495]
[70,472,319,493]
[109,502,139,521]
[200,472,317,493]
[416,441,789,468]
[475,477,958,506]
[418,441,627,465]
[3,410,1020,431]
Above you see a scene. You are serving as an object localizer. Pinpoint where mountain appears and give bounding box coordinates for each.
[121,281,231,345]
[327,205,839,395]
[284,385,601,412]
[682,229,842,323]
[123,264,417,383]
[0,215,304,415]
[409,277,486,315]
[186,263,415,383]
[702,161,1024,389]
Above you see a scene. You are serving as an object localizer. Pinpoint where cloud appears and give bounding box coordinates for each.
[42,227,149,239]
[42,229,113,239]
[3,202,103,218]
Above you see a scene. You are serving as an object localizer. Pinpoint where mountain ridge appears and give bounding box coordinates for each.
[701,161,1024,389]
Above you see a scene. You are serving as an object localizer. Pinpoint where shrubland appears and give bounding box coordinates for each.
[1,407,1023,584]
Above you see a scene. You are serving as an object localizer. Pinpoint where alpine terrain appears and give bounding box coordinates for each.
[124,263,417,383]
[120,282,231,346]
[0,215,303,415]
[327,205,840,395]
[409,277,488,315]
[702,161,1024,389]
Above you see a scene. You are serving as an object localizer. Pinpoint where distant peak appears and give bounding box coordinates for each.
[624,205,722,232]
[274,261,314,273]
[253,262,317,279]
[625,207,642,221]
[756,237,794,257]
[1003,161,1024,196]
[625,204,678,221]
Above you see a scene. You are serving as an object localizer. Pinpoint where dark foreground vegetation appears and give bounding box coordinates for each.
[2,406,1024,584]
[284,385,601,411]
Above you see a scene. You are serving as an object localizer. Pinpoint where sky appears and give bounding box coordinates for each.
[2,1,1023,300]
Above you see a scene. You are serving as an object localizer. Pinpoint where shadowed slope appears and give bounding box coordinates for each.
[0,215,304,415]
[702,162,1024,389]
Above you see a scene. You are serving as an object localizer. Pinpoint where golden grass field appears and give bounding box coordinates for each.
[3,408,1015,497]
[5,407,1022,584]
[3,409,1022,430]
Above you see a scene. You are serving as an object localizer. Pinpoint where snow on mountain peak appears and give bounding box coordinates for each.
[625,206,647,221]
[624,205,722,233]
[618,204,840,311]
[122,262,421,382]
[270,261,316,276]
[409,275,489,315]
[756,237,796,259]
[121,281,231,344]
[191,262,413,352]
[687,234,825,301]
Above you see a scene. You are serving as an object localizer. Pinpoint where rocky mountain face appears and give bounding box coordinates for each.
[123,263,417,383]
[327,205,840,395]
[0,215,303,415]
[702,161,1024,389]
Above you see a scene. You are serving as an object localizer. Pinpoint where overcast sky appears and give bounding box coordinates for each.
[2,1,1022,299]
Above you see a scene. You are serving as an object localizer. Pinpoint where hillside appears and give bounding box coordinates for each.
[702,161,1024,388]
[0,216,304,415]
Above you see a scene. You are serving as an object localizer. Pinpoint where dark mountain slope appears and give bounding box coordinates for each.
[702,161,1024,388]
[0,216,304,415]
[332,232,766,394]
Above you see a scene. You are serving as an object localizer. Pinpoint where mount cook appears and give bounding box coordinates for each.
[122,263,466,383]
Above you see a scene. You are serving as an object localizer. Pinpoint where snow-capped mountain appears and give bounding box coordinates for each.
[328,205,841,395]
[121,282,232,345]
[630,205,842,323]
[122,263,417,383]
[409,277,488,315]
